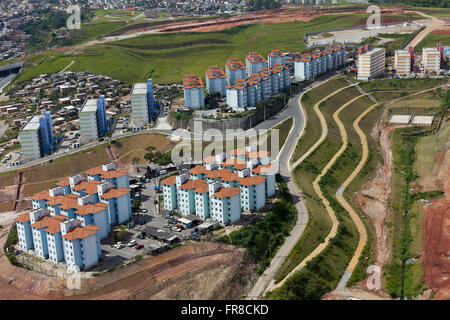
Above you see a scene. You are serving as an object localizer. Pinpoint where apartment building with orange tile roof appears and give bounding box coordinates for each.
[295,43,346,81]
[183,74,205,109]
[226,79,247,111]
[161,145,276,224]
[205,65,227,97]
[225,58,246,85]
[268,49,286,68]
[15,207,102,269]
[246,51,268,77]
[17,163,132,270]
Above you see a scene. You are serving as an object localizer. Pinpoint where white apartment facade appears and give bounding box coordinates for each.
[422,47,441,73]
[131,82,149,129]
[394,50,411,74]
[79,99,99,144]
[357,48,385,80]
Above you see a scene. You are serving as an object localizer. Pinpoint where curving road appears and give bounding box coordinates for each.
[335,102,377,289]
[271,93,368,291]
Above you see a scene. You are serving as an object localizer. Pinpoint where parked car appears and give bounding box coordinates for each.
[141,208,148,213]
[127,240,137,247]
[163,223,171,228]
[176,224,184,230]
[137,232,146,239]
[115,242,125,249]
[153,200,158,205]
[159,169,167,175]
[135,244,144,250]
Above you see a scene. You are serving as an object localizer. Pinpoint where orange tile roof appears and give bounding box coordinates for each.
[100,169,128,179]
[100,187,130,199]
[56,177,70,187]
[183,74,204,89]
[76,203,109,216]
[161,175,177,185]
[247,151,270,159]
[226,58,245,70]
[219,171,243,182]
[268,49,285,58]
[62,224,99,240]
[30,214,66,234]
[71,180,102,194]
[32,190,50,201]
[179,179,209,193]
[213,187,241,199]
[252,164,277,174]
[206,66,226,79]
[46,194,80,210]
[15,212,30,223]
[189,165,209,175]
[85,166,104,176]
[222,158,247,170]
[239,175,266,186]
[205,169,233,179]
[247,52,267,64]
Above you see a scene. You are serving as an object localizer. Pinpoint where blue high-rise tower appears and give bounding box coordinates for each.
[39,112,54,156]
[147,79,159,120]
[96,95,108,137]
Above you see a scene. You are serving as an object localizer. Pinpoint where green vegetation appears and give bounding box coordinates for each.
[369,0,450,8]
[385,127,426,299]
[291,76,350,163]
[416,32,450,51]
[359,78,447,91]
[13,13,418,85]
[3,225,19,266]
[220,175,296,275]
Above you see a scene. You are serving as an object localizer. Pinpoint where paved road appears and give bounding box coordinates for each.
[246,72,344,299]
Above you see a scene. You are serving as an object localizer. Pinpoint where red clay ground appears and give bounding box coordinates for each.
[422,122,450,300]
[432,29,450,34]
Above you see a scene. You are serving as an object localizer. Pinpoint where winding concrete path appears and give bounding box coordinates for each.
[335,103,377,289]
[271,93,367,291]
[289,83,356,171]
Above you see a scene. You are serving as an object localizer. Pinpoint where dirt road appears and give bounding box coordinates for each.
[334,103,378,288]
[404,10,450,48]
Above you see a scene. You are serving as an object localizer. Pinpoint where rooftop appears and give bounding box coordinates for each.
[183,74,204,89]
[206,66,226,79]
[213,186,241,199]
[80,99,97,113]
[226,58,245,70]
[62,224,100,240]
[247,52,267,64]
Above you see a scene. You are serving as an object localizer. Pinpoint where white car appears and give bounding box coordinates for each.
[115,242,125,249]
[127,240,137,247]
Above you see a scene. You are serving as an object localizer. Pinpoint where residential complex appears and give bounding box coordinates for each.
[294,43,346,81]
[422,47,441,73]
[183,74,205,109]
[79,96,108,144]
[357,47,385,80]
[246,52,268,76]
[225,58,246,85]
[161,146,276,225]
[19,112,54,161]
[205,65,227,97]
[268,50,287,68]
[15,162,132,271]
[131,79,157,130]
[226,62,290,111]
[394,50,412,75]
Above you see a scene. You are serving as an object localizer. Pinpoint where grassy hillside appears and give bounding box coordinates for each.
[12,13,418,85]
